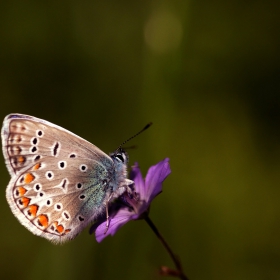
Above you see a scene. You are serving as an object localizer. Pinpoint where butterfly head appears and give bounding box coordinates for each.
[110,148,129,167]
[107,148,133,198]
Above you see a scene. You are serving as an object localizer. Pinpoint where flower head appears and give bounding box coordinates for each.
[90,158,171,242]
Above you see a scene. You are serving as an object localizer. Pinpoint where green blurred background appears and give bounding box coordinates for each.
[0,1,280,279]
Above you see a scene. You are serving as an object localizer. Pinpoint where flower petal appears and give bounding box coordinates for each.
[144,158,171,203]
[130,162,145,199]
[94,208,135,242]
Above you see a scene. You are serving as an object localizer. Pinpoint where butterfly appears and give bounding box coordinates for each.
[1,114,135,243]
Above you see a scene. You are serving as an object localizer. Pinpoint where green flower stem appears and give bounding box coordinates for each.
[144,215,189,280]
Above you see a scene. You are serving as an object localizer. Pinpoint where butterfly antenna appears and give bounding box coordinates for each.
[116,122,152,152]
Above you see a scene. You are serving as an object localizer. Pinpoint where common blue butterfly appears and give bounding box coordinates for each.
[1,114,137,243]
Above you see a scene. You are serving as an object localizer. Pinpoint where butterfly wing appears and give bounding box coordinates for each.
[2,114,115,243]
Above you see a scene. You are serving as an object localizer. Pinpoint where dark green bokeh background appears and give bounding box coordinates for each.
[1,1,280,279]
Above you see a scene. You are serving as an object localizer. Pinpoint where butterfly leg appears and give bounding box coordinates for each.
[104,183,134,234]
[104,192,115,234]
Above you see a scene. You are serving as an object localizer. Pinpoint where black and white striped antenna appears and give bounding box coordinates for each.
[116,122,152,152]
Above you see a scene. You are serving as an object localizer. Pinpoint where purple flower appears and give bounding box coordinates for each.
[90,158,171,242]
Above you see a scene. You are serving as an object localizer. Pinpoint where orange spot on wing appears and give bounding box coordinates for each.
[33,163,41,170]
[56,225,64,233]
[53,221,65,234]
[64,229,71,234]
[18,187,27,196]
[21,197,30,207]
[24,173,35,184]
[29,205,38,217]
[18,156,25,163]
[38,215,48,228]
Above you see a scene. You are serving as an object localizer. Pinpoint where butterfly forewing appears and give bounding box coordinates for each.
[2,114,116,243]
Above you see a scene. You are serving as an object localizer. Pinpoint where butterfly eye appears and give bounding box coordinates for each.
[115,154,124,163]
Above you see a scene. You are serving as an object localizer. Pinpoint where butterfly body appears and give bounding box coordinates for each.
[2,114,132,243]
